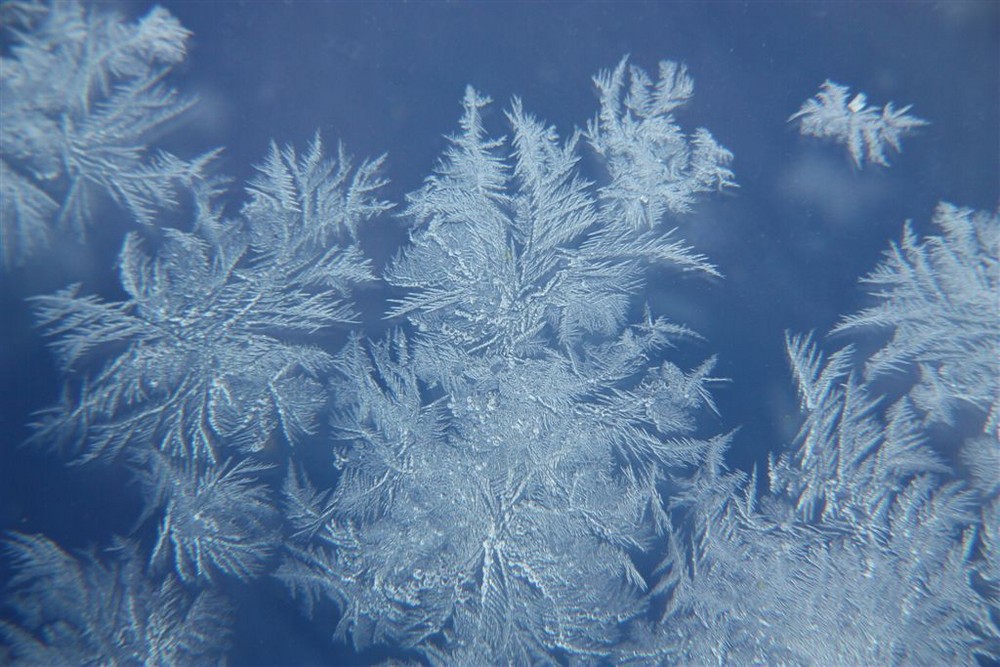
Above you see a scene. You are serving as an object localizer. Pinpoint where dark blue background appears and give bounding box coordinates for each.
[2,2,997,664]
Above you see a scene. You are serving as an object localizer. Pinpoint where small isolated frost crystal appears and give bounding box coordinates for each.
[789,80,928,167]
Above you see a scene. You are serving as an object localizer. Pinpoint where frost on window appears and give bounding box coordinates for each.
[0,0,212,268]
[0,533,232,665]
[625,333,995,665]
[834,203,999,433]
[140,453,279,584]
[587,58,735,227]
[789,80,928,167]
[621,207,999,663]
[29,136,386,464]
[3,5,995,663]
[277,60,730,663]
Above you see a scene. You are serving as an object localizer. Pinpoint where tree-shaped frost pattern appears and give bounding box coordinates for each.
[278,59,732,663]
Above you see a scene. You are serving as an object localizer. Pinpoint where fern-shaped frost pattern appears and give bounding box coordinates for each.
[587,58,735,227]
[6,9,989,662]
[1,533,232,665]
[833,203,999,432]
[31,137,385,464]
[284,334,662,660]
[388,82,724,361]
[0,1,211,267]
[629,333,993,665]
[139,454,279,583]
[281,60,731,663]
[789,80,928,167]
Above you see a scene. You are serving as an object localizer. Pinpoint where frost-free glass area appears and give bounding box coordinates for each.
[1,1,997,665]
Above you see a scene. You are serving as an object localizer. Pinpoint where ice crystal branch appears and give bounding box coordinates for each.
[790,80,928,167]
[30,137,385,464]
[834,203,999,432]
[1,1,213,268]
